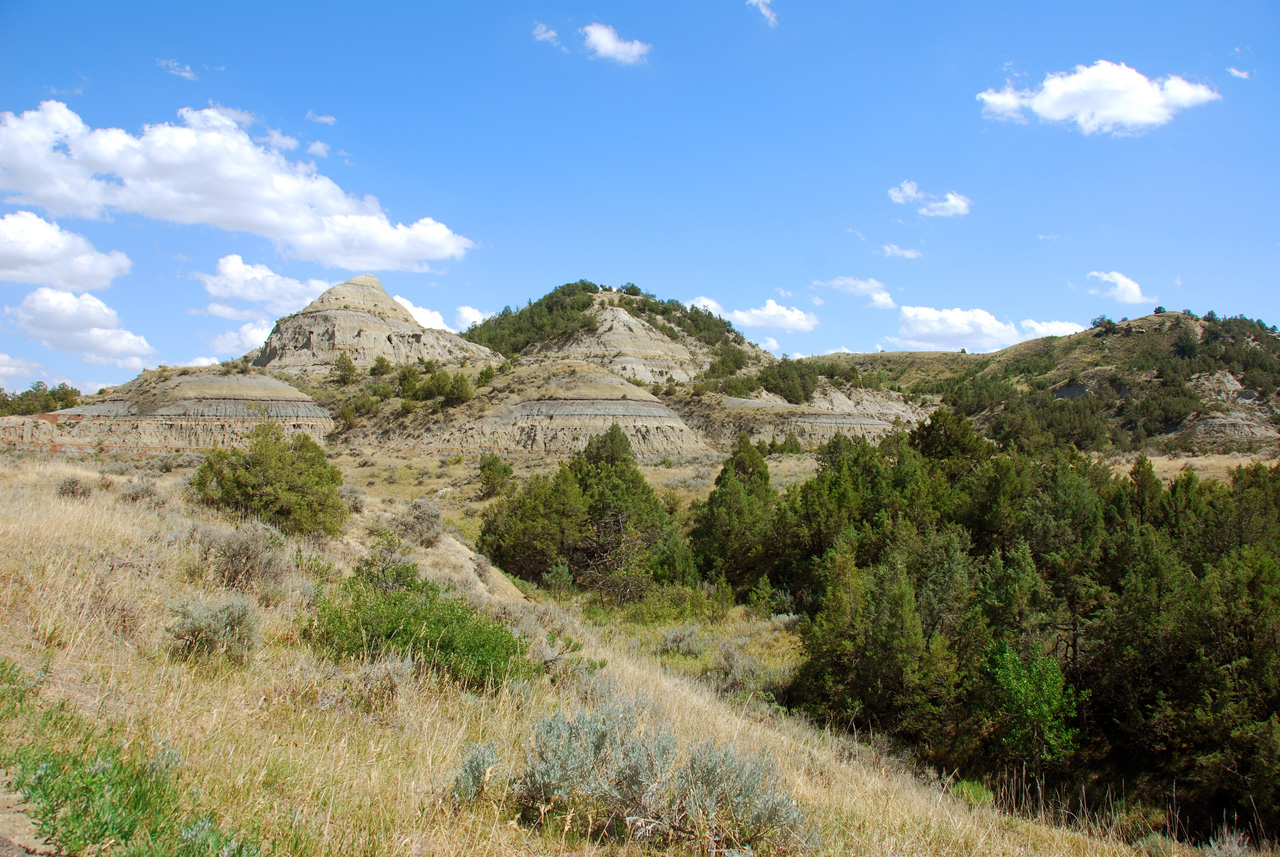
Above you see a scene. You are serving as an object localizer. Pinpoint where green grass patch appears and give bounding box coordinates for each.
[0,660,259,856]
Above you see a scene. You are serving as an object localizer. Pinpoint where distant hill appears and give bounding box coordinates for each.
[806,310,1280,453]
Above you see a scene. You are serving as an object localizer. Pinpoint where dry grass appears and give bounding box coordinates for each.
[0,450,1199,856]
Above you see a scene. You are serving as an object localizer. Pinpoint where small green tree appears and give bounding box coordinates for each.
[191,423,349,535]
[370,355,393,377]
[331,352,357,386]
[444,371,474,406]
[478,453,514,498]
[477,365,495,386]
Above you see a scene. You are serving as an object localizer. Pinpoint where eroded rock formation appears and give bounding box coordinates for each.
[0,371,332,454]
[252,274,496,375]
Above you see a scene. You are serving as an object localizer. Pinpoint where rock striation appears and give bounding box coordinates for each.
[0,371,332,454]
[252,274,496,375]
[526,305,710,383]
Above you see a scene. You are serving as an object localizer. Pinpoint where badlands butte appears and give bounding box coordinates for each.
[2,274,1278,461]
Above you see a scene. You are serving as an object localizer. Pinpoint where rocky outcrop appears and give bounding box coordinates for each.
[526,305,710,383]
[675,382,928,449]
[252,274,496,375]
[0,371,332,454]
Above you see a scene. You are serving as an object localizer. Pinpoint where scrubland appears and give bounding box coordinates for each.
[0,451,1204,856]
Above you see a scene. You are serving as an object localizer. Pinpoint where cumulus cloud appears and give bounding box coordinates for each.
[305,110,336,125]
[454,305,492,331]
[747,0,778,27]
[392,295,451,331]
[194,255,330,318]
[533,22,561,46]
[580,23,651,65]
[825,346,854,355]
[887,180,971,217]
[812,276,896,310]
[759,337,780,352]
[157,59,197,80]
[307,140,330,157]
[882,243,922,259]
[1088,270,1156,304]
[1227,67,1251,80]
[256,128,298,151]
[178,356,220,367]
[690,296,818,332]
[210,321,273,355]
[0,101,474,271]
[0,211,131,290]
[6,287,155,368]
[887,305,1084,352]
[977,60,1221,135]
[0,352,40,380]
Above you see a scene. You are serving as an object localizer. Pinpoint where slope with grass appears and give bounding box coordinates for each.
[0,447,1170,857]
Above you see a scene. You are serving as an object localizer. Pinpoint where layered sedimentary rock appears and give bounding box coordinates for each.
[252,274,496,374]
[526,305,710,383]
[0,372,332,454]
[676,383,928,449]
[390,361,713,457]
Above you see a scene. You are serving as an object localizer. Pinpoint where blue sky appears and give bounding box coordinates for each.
[1,1,1276,391]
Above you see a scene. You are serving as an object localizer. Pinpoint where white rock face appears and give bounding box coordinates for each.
[0,371,333,453]
[526,305,709,383]
[252,274,496,374]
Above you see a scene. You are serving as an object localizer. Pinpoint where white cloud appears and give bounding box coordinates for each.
[887,180,921,204]
[178,356,220,367]
[580,23,651,65]
[0,101,474,271]
[747,0,778,27]
[775,287,792,297]
[1227,67,1251,80]
[825,346,854,355]
[0,352,40,381]
[919,192,971,217]
[392,295,452,331]
[887,180,971,217]
[887,305,1084,352]
[305,110,336,125]
[690,296,818,332]
[6,287,155,367]
[454,305,492,331]
[533,22,560,46]
[760,337,780,352]
[811,296,823,305]
[199,302,264,321]
[882,243,922,259]
[977,60,1221,135]
[210,320,273,355]
[307,140,330,158]
[1088,270,1156,304]
[0,211,131,290]
[157,59,197,80]
[256,128,299,151]
[194,255,330,317]
[813,276,896,310]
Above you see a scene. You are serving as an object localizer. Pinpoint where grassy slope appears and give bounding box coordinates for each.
[0,451,1164,857]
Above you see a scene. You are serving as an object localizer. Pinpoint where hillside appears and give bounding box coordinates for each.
[807,310,1280,454]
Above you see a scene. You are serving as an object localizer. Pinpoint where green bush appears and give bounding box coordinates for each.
[452,741,501,805]
[166,595,260,664]
[393,498,443,548]
[478,452,514,498]
[192,523,290,592]
[191,422,348,536]
[56,477,93,499]
[308,537,531,689]
[331,352,357,386]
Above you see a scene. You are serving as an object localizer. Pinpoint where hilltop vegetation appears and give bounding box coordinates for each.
[0,381,80,416]
[461,279,744,358]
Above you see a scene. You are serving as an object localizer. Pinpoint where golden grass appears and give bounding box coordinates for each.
[0,451,1194,856]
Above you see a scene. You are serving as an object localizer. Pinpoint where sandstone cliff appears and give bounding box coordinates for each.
[252,274,496,375]
[0,371,332,454]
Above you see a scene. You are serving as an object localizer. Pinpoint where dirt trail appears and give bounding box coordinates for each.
[0,777,50,855]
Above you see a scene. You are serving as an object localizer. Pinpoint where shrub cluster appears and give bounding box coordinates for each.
[0,381,79,416]
[166,595,260,664]
[392,497,443,548]
[308,534,531,689]
[191,422,348,536]
[56,477,93,499]
[455,692,809,852]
